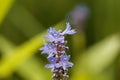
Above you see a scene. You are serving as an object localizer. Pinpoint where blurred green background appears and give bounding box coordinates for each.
[0,0,120,80]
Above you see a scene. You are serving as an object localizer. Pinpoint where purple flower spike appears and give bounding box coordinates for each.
[40,22,76,80]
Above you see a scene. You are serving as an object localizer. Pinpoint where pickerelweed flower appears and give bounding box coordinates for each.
[40,22,76,80]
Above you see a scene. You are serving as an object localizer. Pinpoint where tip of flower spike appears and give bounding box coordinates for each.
[62,22,76,35]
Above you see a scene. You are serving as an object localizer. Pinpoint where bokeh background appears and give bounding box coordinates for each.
[0,0,120,80]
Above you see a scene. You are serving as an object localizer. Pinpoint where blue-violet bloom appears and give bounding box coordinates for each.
[40,22,76,80]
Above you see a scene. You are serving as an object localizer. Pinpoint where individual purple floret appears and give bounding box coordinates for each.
[56,55,73,70]
[40,22,76,80]
[62,23,76,35]
[44,27,64,43]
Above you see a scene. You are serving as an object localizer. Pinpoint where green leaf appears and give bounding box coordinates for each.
[71,34,120,80]
[0,36,51,80]
[7,3,44,38]
[0,33,44,77]
[0,0,14,24]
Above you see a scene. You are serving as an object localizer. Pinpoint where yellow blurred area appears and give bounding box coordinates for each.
[0,0,14,23]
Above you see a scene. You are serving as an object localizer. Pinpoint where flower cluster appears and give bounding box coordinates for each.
[40,23,76,80]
